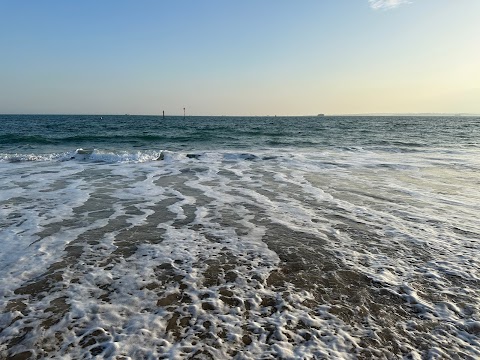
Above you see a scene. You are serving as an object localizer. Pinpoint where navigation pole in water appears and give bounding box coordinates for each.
[183,107,186,120]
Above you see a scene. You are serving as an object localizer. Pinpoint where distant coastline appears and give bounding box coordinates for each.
[0,113,479,117]
[334,113,480,117]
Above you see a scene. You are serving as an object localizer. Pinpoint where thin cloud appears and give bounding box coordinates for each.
[369,0,411,10]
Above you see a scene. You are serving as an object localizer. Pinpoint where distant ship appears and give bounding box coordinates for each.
[317,114,325,117]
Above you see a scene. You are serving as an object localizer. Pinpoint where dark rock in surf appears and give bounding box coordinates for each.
[241,153,258,161]
[186,154,201,160]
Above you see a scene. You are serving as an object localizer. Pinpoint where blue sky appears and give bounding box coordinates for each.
[1,0,479,115]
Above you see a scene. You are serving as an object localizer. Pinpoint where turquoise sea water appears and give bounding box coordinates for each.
[0,115,479,358]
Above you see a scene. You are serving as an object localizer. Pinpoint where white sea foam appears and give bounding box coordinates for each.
[0,147,479,358]
[0,149,167,164]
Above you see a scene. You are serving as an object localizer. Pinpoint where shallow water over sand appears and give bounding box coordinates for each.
[1,145,479,359]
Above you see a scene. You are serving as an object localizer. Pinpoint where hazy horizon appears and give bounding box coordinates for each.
[1,112,479,117]
[1,1,479,115]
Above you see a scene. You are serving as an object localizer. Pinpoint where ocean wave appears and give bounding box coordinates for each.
[0,150,163,164]
[0,134,55,145]
[0,149,280,164]
[57,134,171,143]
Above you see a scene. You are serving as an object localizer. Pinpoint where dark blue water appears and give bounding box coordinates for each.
[1,115,479,156]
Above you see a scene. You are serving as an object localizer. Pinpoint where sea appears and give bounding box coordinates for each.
[0,114,479,359]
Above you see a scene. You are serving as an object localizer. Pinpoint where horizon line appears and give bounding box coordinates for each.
[1,112,479,117]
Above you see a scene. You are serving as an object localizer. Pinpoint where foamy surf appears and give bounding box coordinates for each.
[1,115,479,359]
[0,149,278,165]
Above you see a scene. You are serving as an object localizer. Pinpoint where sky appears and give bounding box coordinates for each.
[0,0,479,116]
